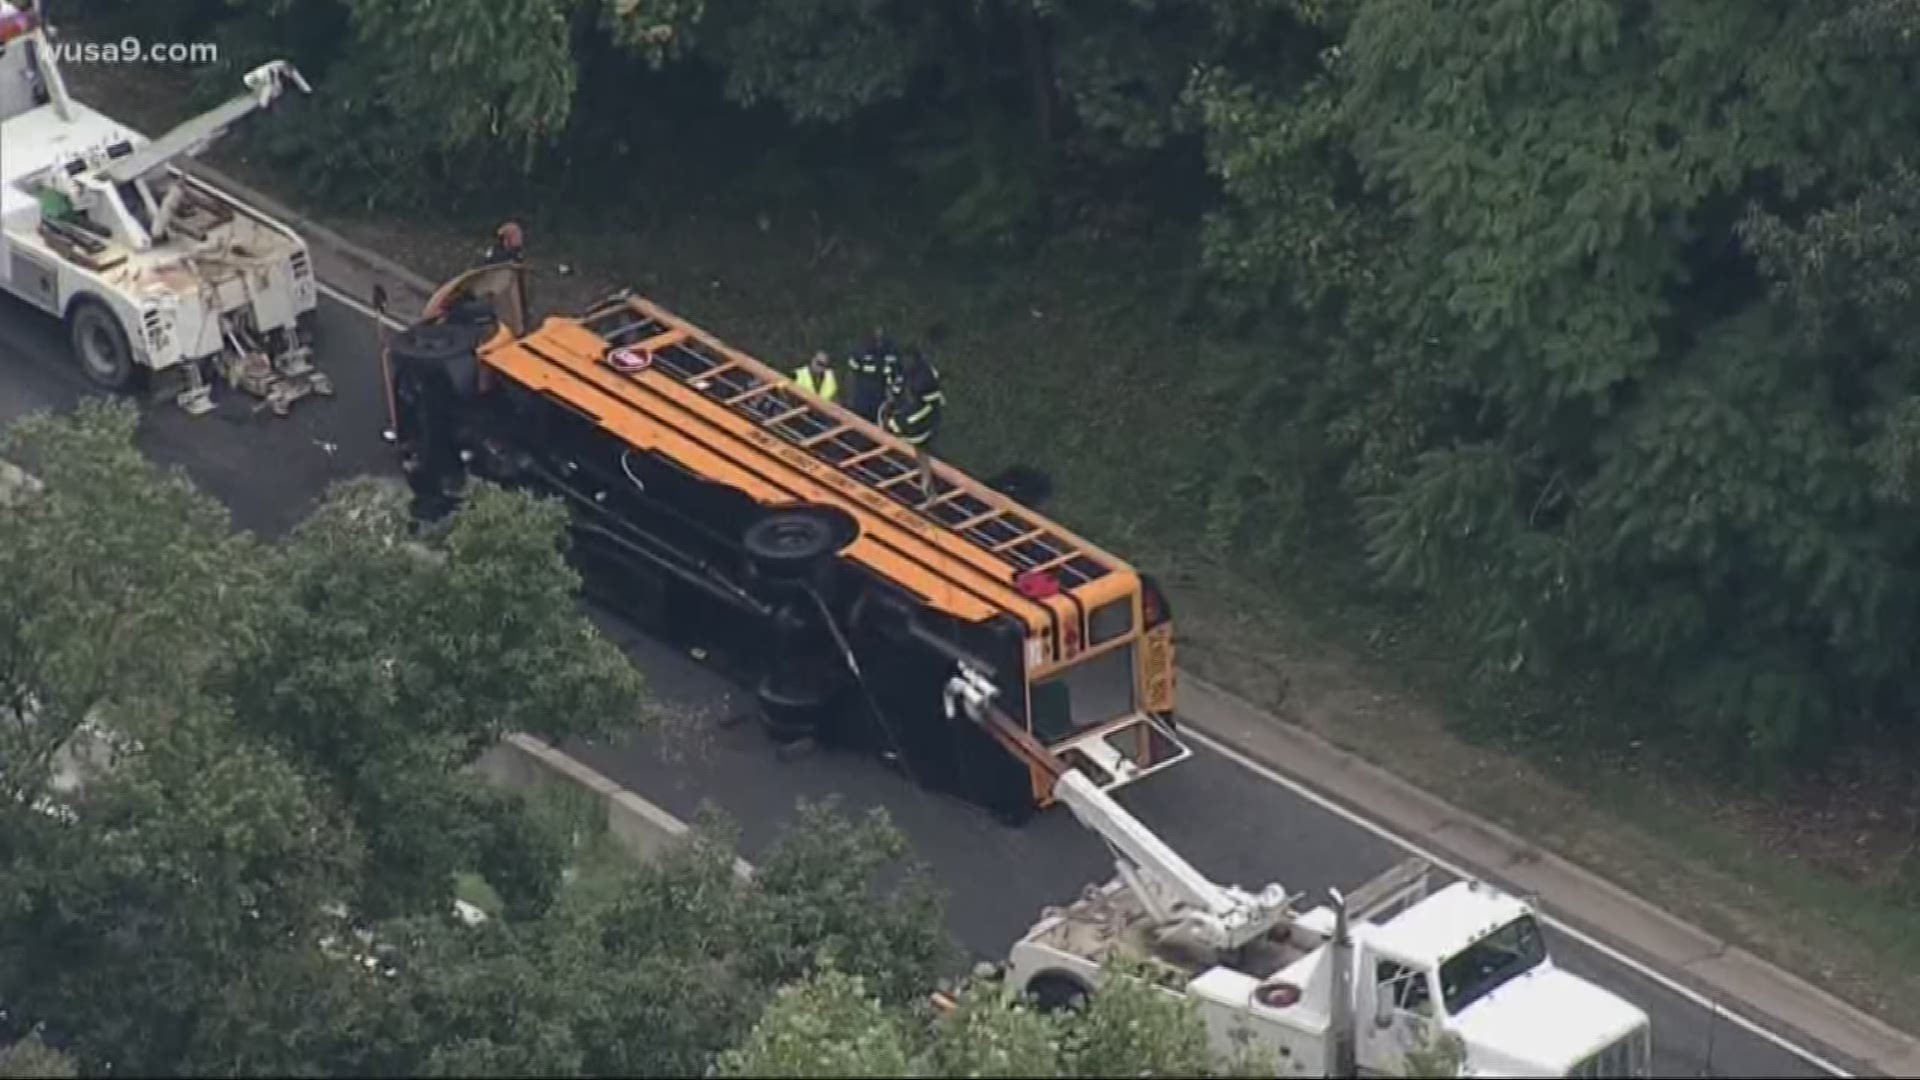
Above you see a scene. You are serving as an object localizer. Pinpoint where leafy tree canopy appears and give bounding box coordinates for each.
[0,404,952,1076]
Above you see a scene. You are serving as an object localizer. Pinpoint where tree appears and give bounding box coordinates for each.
[0,1033,77,1079]
[0,405,969,1077]
[1192,0,1920,770]
[717,962,1230,1078]
[0,405,634,1073]
[218,474,651,919]
[0,401,262,810]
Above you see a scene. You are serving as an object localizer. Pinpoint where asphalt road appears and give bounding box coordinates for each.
[0,290,1836,1078]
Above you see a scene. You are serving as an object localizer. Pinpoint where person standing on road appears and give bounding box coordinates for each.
[791,349,839,404]
[847,327,899,423]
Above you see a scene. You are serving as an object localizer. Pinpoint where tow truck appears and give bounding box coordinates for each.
[0,0,330,415]
[942,665,1654,1078]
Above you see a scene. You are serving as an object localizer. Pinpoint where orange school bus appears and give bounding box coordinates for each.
[381,267,1190,823]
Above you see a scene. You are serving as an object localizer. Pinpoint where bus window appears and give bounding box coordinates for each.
[1032,679,1072,743]
[1032,643,1137,743]
[1087,596,1133,648]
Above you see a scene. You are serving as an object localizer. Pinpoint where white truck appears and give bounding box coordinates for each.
[0,0,329,415]
[942,665,1654,1078]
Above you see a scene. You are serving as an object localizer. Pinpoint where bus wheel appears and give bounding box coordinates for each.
[744,506,854,581]
[757,666,830,744]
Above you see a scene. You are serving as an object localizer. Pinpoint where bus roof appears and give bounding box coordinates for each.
[476,292,1138,645]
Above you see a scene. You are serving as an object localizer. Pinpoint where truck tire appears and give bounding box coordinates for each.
[67,298,136,391]
[743,506,855,582]
[1025,973,1090,1013]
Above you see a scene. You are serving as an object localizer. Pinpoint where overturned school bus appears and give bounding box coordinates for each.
[379,264,1191,822]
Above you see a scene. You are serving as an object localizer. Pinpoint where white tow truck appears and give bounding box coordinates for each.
[0,0,330,415]
[943,665,1654,1078]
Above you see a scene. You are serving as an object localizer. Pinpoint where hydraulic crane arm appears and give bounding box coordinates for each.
[944,664,1291,953]
[97,60,311,187]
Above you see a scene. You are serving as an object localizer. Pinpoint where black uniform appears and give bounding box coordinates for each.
[847,334,899,423]
[883,353,945,449]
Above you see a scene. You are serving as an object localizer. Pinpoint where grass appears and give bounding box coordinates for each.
[62,59,1920,1038]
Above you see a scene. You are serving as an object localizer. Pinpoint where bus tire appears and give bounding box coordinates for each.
[390,320,489,395]
[743,506,853,581]
[67,298,136,391]
[757,666,831,743]
[1025,973,1089,1013]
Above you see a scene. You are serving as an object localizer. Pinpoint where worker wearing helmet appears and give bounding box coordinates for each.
[846,327,898,423]
[881,349,945,503]
[485,221,525,266]
[791,349,839,404]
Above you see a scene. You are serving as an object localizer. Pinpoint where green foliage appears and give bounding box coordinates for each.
[0,400,258,806]
[1399,1024,1468,1078]
[0,407,652,1073]
[1188,0,1920,771]
[211,475,649,917]
[718,961,1226,1078]
[600,0,707,67]
[0,1032,77,1079]
[698,0,936,123]
[735,799,960,1003]
[715,968,917,1078]
[0,413,955,1074]
[344,0,579,158]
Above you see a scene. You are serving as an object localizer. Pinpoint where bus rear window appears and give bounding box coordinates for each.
[1087,597,1133,647]
[1031,643,1137,743]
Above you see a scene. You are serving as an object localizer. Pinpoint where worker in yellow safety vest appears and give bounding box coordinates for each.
[792,349,839,404]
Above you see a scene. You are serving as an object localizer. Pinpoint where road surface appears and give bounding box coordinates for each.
[0,289,1841,1077]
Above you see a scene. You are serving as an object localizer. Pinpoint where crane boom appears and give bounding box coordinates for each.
[96,61,311,186]
[944,663,1291,953]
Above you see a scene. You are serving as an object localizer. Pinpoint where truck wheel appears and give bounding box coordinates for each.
[1025,973,1089,1013]
[67,299,136,390]
[743,506,855,582]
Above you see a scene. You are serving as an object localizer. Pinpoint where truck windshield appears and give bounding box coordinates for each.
[1439,914,1547,1015]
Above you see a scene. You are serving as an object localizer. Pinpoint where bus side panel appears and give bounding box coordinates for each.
[482,381,775,665]
[831,601,1034,819]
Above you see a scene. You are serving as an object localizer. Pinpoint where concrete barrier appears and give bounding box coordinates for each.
[474,733,754,880]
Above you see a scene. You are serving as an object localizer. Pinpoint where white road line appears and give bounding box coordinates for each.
[318,281,408,330]
[1184,728,1854,1077]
